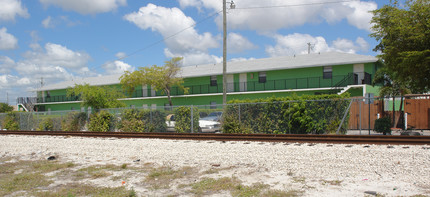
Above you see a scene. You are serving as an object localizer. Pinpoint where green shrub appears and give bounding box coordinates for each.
[38,118,54,131]
[2,112,19,130]
[118,109,166,132]
[88,110,113,132]
[374,117,392,135]
[62,112,87,131]
[174,106,199,133]
[224,94,351,134]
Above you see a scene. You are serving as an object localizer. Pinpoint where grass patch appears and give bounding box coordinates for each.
[0,172,52,196]
[76,165,113,179]
[231,183,269,197]
[0,159,76,196]
[292,176,306,184]
[321,179,342,186]
[33,183,136,197]
[190,177,241,195]
[144,166,196,189]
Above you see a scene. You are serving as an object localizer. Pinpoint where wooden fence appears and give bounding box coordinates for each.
[347,95,430,130]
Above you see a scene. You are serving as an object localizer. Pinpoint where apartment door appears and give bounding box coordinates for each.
[142,84,148,97]
[227,74,234,92]
[353,64,364,85]
[239,73,247,92]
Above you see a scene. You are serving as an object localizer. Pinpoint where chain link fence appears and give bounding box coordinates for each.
[1,98,355,134]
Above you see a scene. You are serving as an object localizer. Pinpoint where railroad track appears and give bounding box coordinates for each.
[1,130,430,145]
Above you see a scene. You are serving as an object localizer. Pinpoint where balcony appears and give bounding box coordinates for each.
[17,72,371,104]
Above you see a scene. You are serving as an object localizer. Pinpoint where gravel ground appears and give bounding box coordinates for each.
[1,134,430,196]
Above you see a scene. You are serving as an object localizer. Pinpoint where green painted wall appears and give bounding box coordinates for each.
[42,102,82,111]
[35,62,380,111]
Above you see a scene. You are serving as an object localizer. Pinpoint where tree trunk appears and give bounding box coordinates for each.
[166,88,173,106]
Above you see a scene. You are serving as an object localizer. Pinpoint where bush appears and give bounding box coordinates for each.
[374,117,392,135]
[62,112,87,131]
[1,112,19,130]
[224,94,351,134]
[88,110,113,132]
[174,106,199,133]
[118,109,167,132]
[38,118,54,131]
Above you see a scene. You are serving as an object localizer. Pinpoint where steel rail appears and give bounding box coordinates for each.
[1,130,429,145]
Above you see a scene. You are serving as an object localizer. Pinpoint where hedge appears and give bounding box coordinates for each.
[174,106,199,133]
[118,109,166,132]
[223,94,351,134]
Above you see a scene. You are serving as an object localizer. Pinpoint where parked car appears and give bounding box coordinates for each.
[166,112,222,133]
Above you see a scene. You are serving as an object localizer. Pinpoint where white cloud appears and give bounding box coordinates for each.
[343,1,377,31]
[40,0,127,15]
[42,16,53,28]
[0,43,96,104]
[265,33,369,57]
[164,48,222,66]
[0,0,29,22]
[227,32,257,53]
[102,60,134,75]
[0,27,18,50]
[115,52,126,59]
[42,16,81,28]
[266,33,330,57]
[12,43,93,86]
[124,3,219,66]
[180,0,377,32]
[332,37,369,53]
[0,55,16,73]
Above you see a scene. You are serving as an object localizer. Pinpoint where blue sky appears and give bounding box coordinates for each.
[0,0,389,104]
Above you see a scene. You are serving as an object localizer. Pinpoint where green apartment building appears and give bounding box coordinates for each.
[17,52,380,112]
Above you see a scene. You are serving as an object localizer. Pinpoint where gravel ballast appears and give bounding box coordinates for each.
[1,134,429,196]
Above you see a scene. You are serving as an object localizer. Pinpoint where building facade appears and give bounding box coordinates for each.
[17,52,381,112]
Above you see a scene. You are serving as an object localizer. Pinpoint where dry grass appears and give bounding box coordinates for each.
[0,159,75,196]
[144,165,197,189]
[0,158,313,196]
[33,183,136,197]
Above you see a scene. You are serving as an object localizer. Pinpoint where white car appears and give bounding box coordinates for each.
[166,112,222,132]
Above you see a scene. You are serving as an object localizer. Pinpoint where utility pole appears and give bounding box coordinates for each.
[223,0,227,105]
[222,0,235,106]
[307,42,312,54]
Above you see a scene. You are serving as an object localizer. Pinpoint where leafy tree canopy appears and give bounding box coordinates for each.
[120,57,188,106]
[370,0,430,93]
[67,84,125,110]
[0,103,13,113]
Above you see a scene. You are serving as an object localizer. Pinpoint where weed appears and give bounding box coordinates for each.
[321,179,342,186]
[144,166,196,189]
[190,177,241,195]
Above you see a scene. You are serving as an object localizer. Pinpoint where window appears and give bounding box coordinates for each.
[210,101,217,109]
[210,76,217,86]
[259,72,266,83]
[323,66,332,79]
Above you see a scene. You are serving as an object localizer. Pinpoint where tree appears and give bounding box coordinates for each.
[370,0,430,93]
[0,103,13,113]
[373,67,410,128]
[120,57,188,106]
[67,84,125,111]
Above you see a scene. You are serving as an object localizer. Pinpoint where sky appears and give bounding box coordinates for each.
[0,0,390,105]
